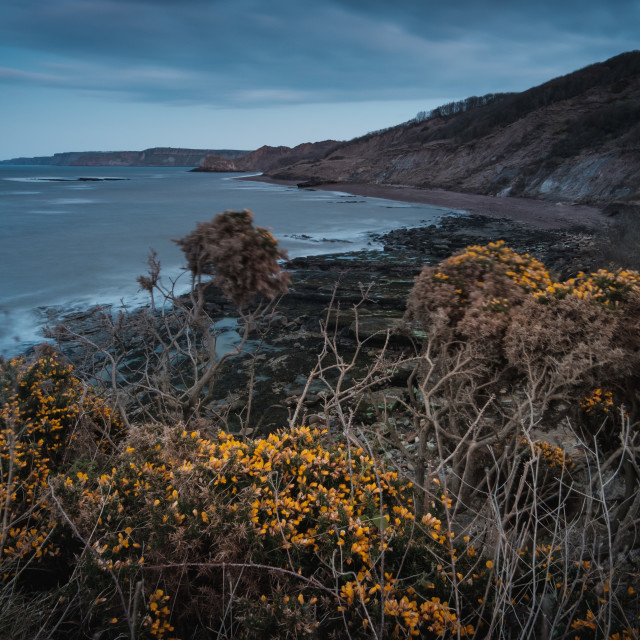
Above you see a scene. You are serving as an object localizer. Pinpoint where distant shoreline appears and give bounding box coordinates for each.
[238,175,605,231]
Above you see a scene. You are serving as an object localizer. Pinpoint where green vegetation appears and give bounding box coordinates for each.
[2,214,640,638]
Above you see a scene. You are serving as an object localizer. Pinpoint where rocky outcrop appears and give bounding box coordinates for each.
[194,140,341,173]
[266,51,640,205]
[1,147,250,167]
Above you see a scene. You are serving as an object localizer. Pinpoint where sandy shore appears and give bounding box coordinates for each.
[240,176,606,231]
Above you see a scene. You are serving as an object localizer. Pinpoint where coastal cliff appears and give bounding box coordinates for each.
[1,147,250,167]
[261,51,640,205]
[193,140,341,173]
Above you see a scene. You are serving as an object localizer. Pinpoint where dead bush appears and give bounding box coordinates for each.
[173,209,290,307]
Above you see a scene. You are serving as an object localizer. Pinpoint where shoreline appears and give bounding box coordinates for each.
[4,172,603,359]
[238,175,606,231]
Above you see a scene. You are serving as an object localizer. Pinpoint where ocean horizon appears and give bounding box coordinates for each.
[0,165,460,356]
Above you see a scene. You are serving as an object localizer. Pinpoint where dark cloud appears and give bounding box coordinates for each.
[0,0,638,108]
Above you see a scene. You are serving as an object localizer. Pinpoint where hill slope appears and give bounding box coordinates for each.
[266,51,640,204]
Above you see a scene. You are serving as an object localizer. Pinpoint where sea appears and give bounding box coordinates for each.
[0,165,459,356]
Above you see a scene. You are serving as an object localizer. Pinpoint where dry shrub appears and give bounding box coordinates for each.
[504,296,623,411]
[173,209,290,306]
[60,210,291,426]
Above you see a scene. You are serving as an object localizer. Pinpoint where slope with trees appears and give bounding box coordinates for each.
[265,51,640,204]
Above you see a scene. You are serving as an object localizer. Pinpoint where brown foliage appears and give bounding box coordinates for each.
[174,209,290,306]
[397,244,640,517]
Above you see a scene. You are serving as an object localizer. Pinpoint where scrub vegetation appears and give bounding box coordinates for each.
[2,211,639,639]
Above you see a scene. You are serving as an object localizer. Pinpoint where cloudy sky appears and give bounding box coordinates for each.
[1,0,638,159]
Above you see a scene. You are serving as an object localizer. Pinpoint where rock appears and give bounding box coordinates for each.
[51,211,598,435]
[364,388,407,412]
[268,313,287,329]
[602,201,640,217]
[347,316,403,343]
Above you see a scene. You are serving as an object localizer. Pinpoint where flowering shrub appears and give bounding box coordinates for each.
[56,425,490,638]
[405,240,545,329]
[405,241,640,431]
[581,388,615,414]
[406,240,640,328]
[530,440,575,472]
[533,268,640,307]
[1,357,637,638]
[0,352,124,579]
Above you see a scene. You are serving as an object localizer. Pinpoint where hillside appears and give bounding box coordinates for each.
[193,140,341,173]
[1,147,250,167]
[264,51,640,204]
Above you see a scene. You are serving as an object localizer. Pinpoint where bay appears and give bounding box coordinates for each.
[0,165,457,355]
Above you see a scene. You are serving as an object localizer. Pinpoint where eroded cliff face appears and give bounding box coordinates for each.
[265,52,640,205]
[69,147,252,167]
[195,140,342,173]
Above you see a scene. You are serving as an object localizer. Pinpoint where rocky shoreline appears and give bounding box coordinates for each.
[47,211,598,432]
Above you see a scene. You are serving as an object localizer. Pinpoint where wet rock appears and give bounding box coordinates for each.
[49,212,596,433]
[347,316,404,344]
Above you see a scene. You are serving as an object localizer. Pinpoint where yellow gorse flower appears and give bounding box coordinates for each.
[1,355,125,573]
[429,240,640,310]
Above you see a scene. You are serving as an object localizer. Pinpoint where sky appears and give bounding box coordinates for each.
[1,0,638,159]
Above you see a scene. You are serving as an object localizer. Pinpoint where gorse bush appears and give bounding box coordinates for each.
[57,425,484,639]
[3,237,640,639]
[4,407,637,638]
[0,351,124,580]
[406,240,640,324]
[405,240,640,435]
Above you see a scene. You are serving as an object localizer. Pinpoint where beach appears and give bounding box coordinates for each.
[242,176,606,231]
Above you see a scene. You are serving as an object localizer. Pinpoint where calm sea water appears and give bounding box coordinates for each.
[0,165,459,355]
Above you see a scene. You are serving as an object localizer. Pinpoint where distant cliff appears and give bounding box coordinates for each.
[1,147,250,167]
[265,51,640,205]
[193,140,342,173]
